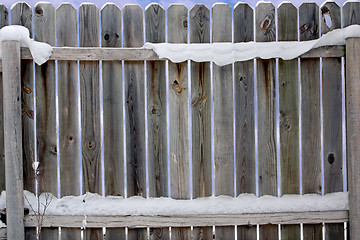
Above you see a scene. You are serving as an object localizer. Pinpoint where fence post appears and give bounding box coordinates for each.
[346,37,360,240]
[2,40,24,239]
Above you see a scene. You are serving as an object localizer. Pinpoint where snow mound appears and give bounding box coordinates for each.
[144,25,360,66]
[0,220,5,228]
[0,25,52,65]
[0,190,348,216]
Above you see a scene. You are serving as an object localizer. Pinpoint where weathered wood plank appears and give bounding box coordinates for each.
[79,4,102,240]
[2,40,24,240]
[123,4,147,240]
[57,3,81,239]
[11,1,36,196]
[343,1,360,27]
[346,37,360,240]
[101,4,125,240]
[0,4,8,193]
[234,3,256,239]
[145,4,168,240]
[212,3,234,240]
[321,2,344,240]
[167,4,191,240]
[22,211,349,228]
[278,3,300,240]
[256,2,278,239]
[34,3,59,239]
[190,4,212,240]
[299,3,322,240]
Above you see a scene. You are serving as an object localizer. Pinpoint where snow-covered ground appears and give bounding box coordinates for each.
[0,190,348,217]
[144,24,360,66]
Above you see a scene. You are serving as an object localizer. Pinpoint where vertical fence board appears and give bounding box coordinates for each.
[190,4,212,240]
[57,3,81,239]
[145,4,168,240]
[0,5,8,194]
[167,4,191,239]
[343,3,360,237]
[299,3,322,240]
[255,2,278,239]
[2,40,24,240]
[233,3,256,239]
[321,2,344,240]
[34,3,58,239]
[123,4,147,239]
[346,37,360,240]
[79,4,102,240]
[278,3,300,240]
[101,4,125,240]
[11,4,36,239]
[212,3,234,239]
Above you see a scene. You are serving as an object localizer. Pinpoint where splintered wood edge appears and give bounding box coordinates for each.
[0,45,345,72]
[21,211,348,228]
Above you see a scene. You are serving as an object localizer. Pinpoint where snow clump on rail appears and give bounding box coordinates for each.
[0,25,52,65]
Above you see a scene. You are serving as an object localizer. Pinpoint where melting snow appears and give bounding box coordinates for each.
[0,191,348,216]
[144,25,360,66]
[0,25,52,65]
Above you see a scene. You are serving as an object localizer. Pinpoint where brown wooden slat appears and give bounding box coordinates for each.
[255,2,278,239]
[278,2,300,240]
[299,3,323,240]
[79,4,102,240]
[234,3,257,239]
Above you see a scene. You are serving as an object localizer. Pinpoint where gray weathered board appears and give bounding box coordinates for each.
[11,3,36,239]
[123,4,147,239]
[79,4,102,240]
[0,4,8,193]
[278,2,300,240]
[300,3,323,240]
[34,3,58,239]
[256,2,278,239]
[145,3,169,240]
[190,4,212,240]
[233,3,257,239]
[101,4,125,240]
[168,4,191,240]
[57,3,81,239]
[321,2,345,240]
[212,3,235,240]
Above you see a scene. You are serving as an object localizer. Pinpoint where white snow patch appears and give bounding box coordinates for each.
[0,191,348,216]
[256,0,272,7]
[0,25,52,65]
[144,25,360,66]
[0,220,5,228]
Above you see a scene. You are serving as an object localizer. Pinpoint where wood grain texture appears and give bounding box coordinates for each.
[167,4,191,240]
[101,4,125,240]
[234,3,256,240]
[212,3,234,240]
[34,3,59,239]
[123,5,147,240]
[299,3,322,240]
[190,4,212,240]
[145,4,169,240]
[256,2,278,239]
[79,4,102,240]
[2,41,24,240]
[22,211,349,228]
[57,3,81,239]
[346,37,360,240]
[11,2,36,195]
[0,4,8,193]
[321,2,344,240]
[278,3,300,240]
[343,1,360,27]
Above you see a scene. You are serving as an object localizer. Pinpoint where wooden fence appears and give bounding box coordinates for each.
[0,1,360,240]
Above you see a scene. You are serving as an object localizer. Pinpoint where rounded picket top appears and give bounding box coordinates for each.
[34,2,55,45]
[0,4,9,28]
[145,3,165,43]
[11,2,32,32]
[167,4,188,43]
[299,3,319,41]
[255,1,276,42]
[79,3,99,47]
[343,1,360,27]
[277,2,297,41]
[101,3,121,47]
[212,3,232,43]
[321,1,341,34]
[123,4,144,47]
[189,4,210,44]
[56,3,77,47]
[234,2,254,42]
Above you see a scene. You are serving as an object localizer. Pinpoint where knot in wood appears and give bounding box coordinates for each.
[68,136,74,142]
[87,141,96,150]
[328,153,335,164]
[183,19,188,29]
[150,106,161,116]
[23,86,32,94]
[172,80,182,93]
[49,145,57,155]
[35,6,43,15]
[27,110,34,119]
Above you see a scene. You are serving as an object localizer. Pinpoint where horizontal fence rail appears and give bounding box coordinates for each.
[0,1,359,240]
